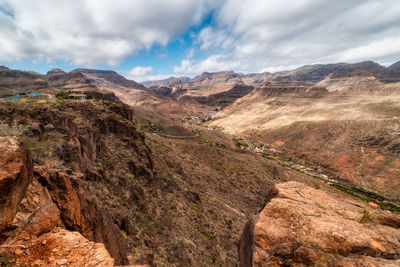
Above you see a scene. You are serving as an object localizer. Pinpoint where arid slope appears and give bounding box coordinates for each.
[210,80,400,199]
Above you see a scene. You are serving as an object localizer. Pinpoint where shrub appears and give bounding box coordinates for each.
[0,121,27,137]
[56,91,70,100]
[120,230,129,239]
[360,210,376,225]
[198,228,213,240]
[0,252,16,266]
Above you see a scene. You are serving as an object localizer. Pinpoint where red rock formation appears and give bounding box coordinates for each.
[240,182,400,266]
[0,136,127,266]
[34,166,128,265]
[0,137,33,232]
[9,227,115,267]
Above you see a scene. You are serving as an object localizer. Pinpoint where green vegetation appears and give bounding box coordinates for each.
[56,91,70,100]
[331,184,400,214]
[102,157,114,170]
[379,202,400,213]
[360,210,376,225]
[0,121,27,137]
[120,230,129,239]
[100,187,110,196]
[198,228,213,240]
[96,121,106,134]
[0,252,16,267]
[170,204,177,211]
[210,255,217,263]
[350,187,385,202]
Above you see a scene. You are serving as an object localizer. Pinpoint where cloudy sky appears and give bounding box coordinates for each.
[0,0,399,81]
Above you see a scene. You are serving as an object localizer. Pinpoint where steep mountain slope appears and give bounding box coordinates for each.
[0,66,50,97]
[210,81,400,199]
[143,60,400,109]
[180,83,254,107]
[383,60,400,83]
[145,71,271,92]
[316,71,383,91]
[271,61,388,85]
[145,71,272,108]
[0,99,332,266]
[73,68,147,90]
[71,68,208,116]
[2,64,400,266]
[45,69,97,91]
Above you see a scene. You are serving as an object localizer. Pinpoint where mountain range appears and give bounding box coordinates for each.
[1,60,400,266]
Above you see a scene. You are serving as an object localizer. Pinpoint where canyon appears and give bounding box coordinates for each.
[1,60,400,266]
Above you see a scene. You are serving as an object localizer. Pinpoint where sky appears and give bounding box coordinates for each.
[0,0,399,82]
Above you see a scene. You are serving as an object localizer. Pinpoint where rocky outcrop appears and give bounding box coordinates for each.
[7,178,60,242]
[34,166,128,265]
[240,182,400,266]
[7,227,115,267]
[0,136,125,266]
[0,137,33,232]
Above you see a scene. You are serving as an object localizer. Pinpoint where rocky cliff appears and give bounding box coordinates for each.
[0,101,155,265]
[0,136,118,266]
[0,137,32,232]
[240,182,400,266]
[181,83,255,107]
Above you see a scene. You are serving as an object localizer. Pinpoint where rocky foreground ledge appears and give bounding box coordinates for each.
[240,181,400,266]
[0,136,117,266]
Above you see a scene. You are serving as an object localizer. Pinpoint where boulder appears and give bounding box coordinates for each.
[4,227,114,266]
[240,182,400,266]
[0,137,33,232]
[6,178,60,243]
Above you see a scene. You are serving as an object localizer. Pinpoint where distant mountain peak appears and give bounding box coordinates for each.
[389,60,400,69]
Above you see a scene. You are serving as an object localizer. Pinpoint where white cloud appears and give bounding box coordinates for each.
[173,55,241,76]
[127,66,154,77]
[0,0,217,66]
[196,27,233,51]
[174,0,400,75]
[125,66,172,82]
[1,0,399,77]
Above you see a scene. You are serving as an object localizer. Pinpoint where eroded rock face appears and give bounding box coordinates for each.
[7,178,60,242]
[34,166,128,265]
[240,182,400,266]
[8,227,114,267]
[0,137,33,232]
